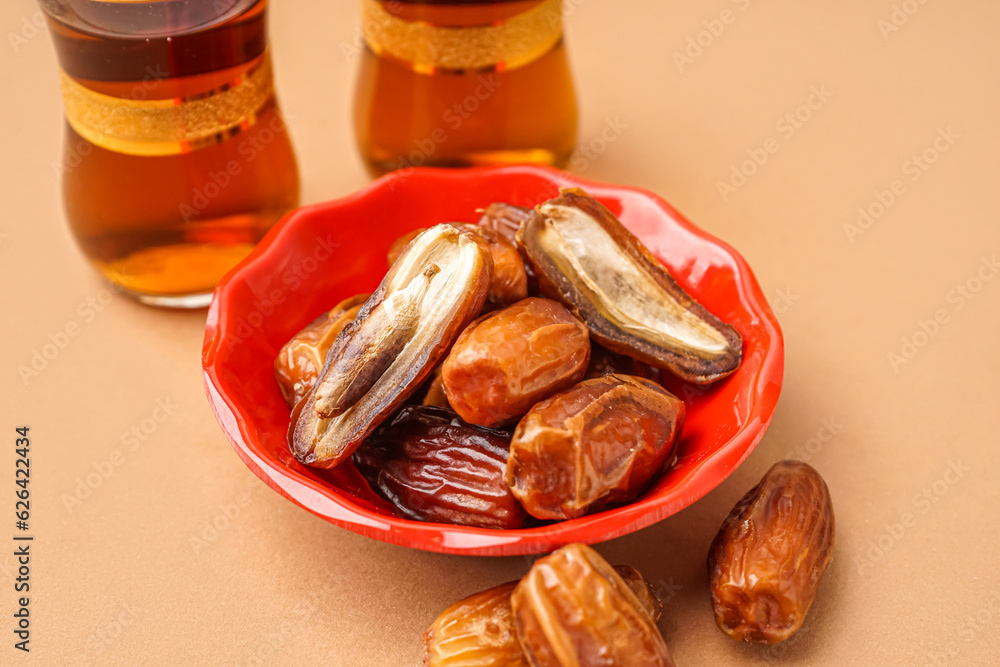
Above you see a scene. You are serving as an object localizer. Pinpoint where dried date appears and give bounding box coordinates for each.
[464,224,527,307]
[517,188,742,384]
[707,460,835,644]
[353,405,527,529]
[507,374,685,520]
[442,297,590,428]
[423,581,528,666]
[511,543,675,667]
[477,202,534,243]
[479,202,539,293]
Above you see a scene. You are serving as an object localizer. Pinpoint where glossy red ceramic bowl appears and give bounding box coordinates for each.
[202,164,783,556]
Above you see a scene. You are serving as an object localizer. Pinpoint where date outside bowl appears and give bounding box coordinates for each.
[201,164,784,556]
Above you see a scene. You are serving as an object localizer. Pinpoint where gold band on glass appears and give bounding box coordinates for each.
[59,55,274,156]
[361,0,564,74]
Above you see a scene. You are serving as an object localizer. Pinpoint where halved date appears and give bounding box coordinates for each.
[387,229,424,267]
[507,374,684,520]
[442,297,590,428]
[353,405,527,529]
[423,581,527,666]
[273,294,368,408]
[511,543,675,667]
[517,188,742,384]
[290,224,492,468]
[708,460,835,644]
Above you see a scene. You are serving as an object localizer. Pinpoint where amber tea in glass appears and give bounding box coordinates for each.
[42,0,299,307]
[354,0,578,176]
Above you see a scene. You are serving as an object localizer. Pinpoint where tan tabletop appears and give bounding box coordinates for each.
[3,0,999,664]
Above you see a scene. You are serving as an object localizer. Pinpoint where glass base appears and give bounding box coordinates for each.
[87,241,253,310]
[132,290,212,310]
[130,290,215,309]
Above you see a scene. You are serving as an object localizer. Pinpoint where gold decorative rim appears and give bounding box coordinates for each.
[361,0,564,74]
[59,55,274,156]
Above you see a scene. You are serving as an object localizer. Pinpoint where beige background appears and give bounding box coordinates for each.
[3,0,1000,664]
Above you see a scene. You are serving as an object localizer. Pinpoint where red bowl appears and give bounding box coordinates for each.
[201,164,783,556]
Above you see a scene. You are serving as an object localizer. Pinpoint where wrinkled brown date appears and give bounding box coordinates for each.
[423,581,528,667]
[273,294,368,408]
[512,543,675,667]
[387,223,527,307]
[708,460,835,645]
[479,203,539,293]
[477,202,534,244]
[290,224,492,468]
[507,374,685,520]
[353,405,527,529]
[442,297,590,428]
[517,188,742,384]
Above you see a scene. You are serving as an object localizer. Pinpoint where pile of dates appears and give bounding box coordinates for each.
[276,188,744,527]
[424,543,676,666]
[422,461,835,664]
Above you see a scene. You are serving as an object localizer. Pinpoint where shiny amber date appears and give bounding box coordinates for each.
[512,543,675,667]
[352,405,527,529]
[465,224,527,307]
[707,460,835,645]
[507,374,685,520]
[478,203,540,294]
[517,188,742,384]
[273,294,368,408]
[442,297,590,428]
[423,581,528,667]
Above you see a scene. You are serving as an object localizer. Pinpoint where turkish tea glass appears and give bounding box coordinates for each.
[41,0,299,308]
